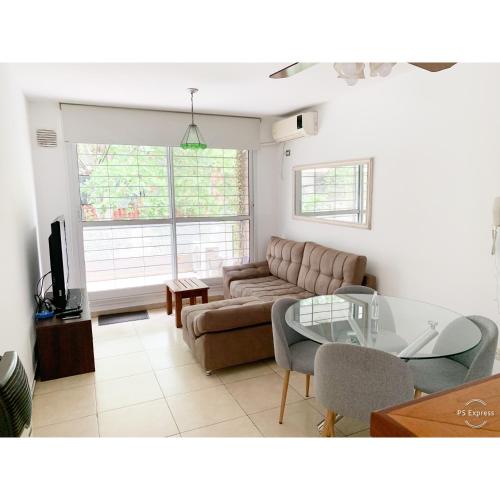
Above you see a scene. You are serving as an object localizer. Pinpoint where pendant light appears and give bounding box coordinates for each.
[180,88,207,150]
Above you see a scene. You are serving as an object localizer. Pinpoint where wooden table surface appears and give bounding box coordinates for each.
[371,373,500,437]
[166,278,209,292]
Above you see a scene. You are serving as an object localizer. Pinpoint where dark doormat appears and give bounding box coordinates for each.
[98,310,149,326]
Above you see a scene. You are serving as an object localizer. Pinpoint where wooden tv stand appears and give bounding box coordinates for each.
[35,288,95,381]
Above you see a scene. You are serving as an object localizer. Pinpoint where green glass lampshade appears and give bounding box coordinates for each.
[180,123,207,150]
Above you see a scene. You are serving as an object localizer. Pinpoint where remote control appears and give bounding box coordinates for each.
[56,308,83,318]
[61,314,81,321]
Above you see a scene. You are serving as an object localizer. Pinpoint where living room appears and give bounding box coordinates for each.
[1,1,498,498]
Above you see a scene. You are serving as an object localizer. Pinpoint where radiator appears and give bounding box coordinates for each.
[0,352,32,437]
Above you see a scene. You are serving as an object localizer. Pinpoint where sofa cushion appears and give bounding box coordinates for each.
[182,297,273,337]
[230,275,314,301]
[266,236,305,285]
[222,260,270,299]
[297,242,367,295]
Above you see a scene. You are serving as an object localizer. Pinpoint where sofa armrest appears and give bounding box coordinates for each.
[222,260,270,298]
[196,301,273,335]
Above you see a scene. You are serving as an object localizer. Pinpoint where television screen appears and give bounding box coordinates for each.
[48,216,69,309]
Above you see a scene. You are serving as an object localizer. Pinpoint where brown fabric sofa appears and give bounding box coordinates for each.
[182,236,376,372]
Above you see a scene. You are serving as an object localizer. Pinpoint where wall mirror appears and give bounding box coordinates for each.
[293,158,373,229]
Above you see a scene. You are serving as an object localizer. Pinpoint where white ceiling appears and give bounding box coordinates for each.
[13,63,413,117]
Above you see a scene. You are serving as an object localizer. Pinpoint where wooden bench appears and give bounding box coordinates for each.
[165,278,209,328]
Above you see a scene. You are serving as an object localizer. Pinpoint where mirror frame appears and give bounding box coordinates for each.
[292,158,373,230]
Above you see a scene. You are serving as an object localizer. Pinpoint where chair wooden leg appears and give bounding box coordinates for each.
[305,374,311,398]
[322,410,336,437]
[279,370,290,424]
[329,411,336,437]
[414,388,422,399]
[322,413,330,437]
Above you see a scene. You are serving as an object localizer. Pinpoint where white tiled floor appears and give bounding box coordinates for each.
[31,308,369,438]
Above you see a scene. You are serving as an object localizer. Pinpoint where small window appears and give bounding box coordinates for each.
[293,158,373,229]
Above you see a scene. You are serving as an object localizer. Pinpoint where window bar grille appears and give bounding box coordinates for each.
[167,146,178,279]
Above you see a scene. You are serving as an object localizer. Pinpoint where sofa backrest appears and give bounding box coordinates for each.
[297,242,367,295]
[266,236,306,285]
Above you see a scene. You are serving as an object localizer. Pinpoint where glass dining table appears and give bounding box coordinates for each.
[285,294,482,360]
[285,293,482,434]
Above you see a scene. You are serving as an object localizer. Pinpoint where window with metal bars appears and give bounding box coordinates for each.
[293,158,373,229]
[77,144,251,291]
[297,295,357,327]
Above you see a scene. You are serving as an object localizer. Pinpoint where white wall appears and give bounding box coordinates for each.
[276,63,500,321]
[253,117,283,260]
[0,65,40,384]
[28,101,83,289]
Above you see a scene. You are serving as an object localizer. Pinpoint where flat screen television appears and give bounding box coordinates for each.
[48,216,69,309]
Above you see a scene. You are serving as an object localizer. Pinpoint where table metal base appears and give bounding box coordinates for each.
[317,415,343,434]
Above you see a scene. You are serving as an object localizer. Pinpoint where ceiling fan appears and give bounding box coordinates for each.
[269,62,456,85]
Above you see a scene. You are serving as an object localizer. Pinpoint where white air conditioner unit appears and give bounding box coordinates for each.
[272,111,318,143]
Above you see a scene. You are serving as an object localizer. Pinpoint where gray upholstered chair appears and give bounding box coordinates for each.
[335,285,376,295]
[271,298,320,424]
[314,343,414,436]
[409,315,498,396]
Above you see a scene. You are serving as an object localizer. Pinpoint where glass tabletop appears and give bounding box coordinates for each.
[284,294,482,360]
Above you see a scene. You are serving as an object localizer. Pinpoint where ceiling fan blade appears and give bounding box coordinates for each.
[409,63,457,72]
[269,63,317,79]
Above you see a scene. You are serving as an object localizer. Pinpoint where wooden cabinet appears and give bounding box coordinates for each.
[35,288,95,381]
[371,373,500,437]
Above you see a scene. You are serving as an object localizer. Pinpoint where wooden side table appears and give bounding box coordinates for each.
[166,278,209,328]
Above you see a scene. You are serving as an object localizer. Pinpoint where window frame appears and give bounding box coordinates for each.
[67,144,254,297]
[292,158,373,230]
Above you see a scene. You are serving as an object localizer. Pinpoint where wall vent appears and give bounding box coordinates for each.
[36,129,57,147]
